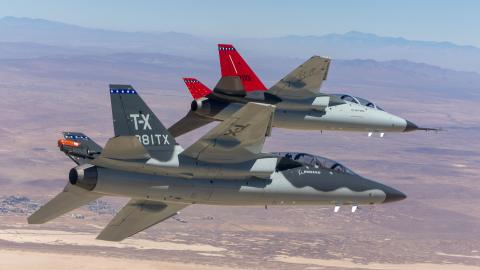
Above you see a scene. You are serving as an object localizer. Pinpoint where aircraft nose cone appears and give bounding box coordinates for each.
[383,187,407,203]
[404,120,418,132]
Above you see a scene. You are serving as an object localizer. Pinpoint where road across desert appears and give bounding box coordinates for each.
[0,250,236,270]
[1,249,480,270]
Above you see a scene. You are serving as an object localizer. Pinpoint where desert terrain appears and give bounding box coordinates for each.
[0,17,479,270]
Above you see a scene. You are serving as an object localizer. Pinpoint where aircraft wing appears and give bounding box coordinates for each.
[97,199,188,242]
[268,56,331,99]
[180,102,275,163]
[28,184,101,224]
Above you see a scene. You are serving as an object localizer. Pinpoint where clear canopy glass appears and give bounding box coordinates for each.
[271,152,356,175]
[331,94,384,111]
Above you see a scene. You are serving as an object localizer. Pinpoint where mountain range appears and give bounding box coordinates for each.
[2,16,480,73]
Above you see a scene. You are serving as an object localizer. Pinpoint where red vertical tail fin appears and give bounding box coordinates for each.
[218,44,267,91]
[183,78,212,99]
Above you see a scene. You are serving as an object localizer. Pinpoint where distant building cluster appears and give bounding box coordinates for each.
[0,196,117,217]
[87,200,117,215]
[0,196,40,215]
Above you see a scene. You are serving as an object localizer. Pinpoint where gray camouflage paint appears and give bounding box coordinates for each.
[86,160,405,207]
[29,85,406,242]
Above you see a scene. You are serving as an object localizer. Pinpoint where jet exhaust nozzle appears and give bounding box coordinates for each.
[191,99,204,112]
[69,165,98,191]
[191,98,216,116]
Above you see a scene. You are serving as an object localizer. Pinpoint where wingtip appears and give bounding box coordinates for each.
[96,234,123,242]
[96,228,123,242]
[27,216,41,224]
[27,212,49,224]
[312,55,330,59]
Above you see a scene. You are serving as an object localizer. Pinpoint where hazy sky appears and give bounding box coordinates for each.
[0,0,478,46]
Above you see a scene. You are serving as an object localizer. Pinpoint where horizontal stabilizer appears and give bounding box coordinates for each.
[28,184,101,224]
[97,199,188,241]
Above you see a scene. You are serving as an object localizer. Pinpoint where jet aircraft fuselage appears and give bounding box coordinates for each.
[169,44,436,138]
[191,90,415,133]
[29,86,406,242]
[73,150,405,207]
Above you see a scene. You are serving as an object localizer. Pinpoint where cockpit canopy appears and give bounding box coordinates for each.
[271,152,356,175]
[332,94,383,111]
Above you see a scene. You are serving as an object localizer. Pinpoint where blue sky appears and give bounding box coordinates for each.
[0,0,478,46]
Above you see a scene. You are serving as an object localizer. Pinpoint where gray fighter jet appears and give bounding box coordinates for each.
[169,44,437,137]
[28,85,406,242]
